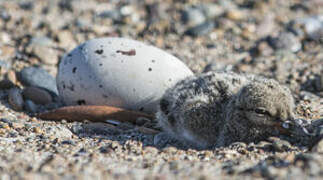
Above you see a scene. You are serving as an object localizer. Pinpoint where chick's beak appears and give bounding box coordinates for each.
[273,119,293,135]
[277,118,315,137]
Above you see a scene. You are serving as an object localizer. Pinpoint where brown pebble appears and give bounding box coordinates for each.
[311,139,323,153]
[0,45,15,57]
[8,88,24,111]
[30,117,38,122]
[11,122,24,129]
[22,86,52,105]
[6,70,16,84]
[284,153,296,162]
[162,146,178,154]
[2,123,10,130]
[0,129,6,135]
[226,10,244,21]
[33,127,43,134]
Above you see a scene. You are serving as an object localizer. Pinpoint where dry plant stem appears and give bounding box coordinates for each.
[37,105,154,124]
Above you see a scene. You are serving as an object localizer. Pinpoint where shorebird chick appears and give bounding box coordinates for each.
[156,71,295,149]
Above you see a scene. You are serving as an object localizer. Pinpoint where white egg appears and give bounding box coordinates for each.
[57,37,193,113]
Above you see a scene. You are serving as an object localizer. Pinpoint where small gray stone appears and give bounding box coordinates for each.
[98,10,121,21]
[29,36,54,47]
[56,30,76,50]
[8,88,24,111]
[270,32,302,52]
[203,62,233,72]
[295,15,323,41]
[182,7,206,27]
[256,14,276,37]
[0,60,10,69]
[198,3,224,19]
[27,37,58,65]
[45,125,73,139]
[19,1,33,10]
[24,100,38,113]
[33,46,58,65]
[185,21,214,36]
[0,9,10,21]
[272,138,291,152]
[18,67,58,95]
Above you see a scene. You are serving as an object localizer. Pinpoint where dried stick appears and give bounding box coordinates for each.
[36,105,154,124]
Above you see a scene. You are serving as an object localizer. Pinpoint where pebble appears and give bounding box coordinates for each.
[6,70,16,84]
[29,36,54,47]
[32,126,42,134]
[198,3,224,19]
[0,70,16,89]
[0,60,10,71]
[0,45,15,59]
[1,123,10,130]
[162,146,178,154]
[256,41,274,56]
[8,88,24,111]
[0,32,11,44]
[203,62,233,72]
[271,138,292,152]
[11,122,24,129]
[269,32,302,52]
[32,46,58,65]
[185,21,214,36]
[98,10,121,21]
[295,15,323,41]
[226,10,244,21]
[311,139,323,153]
[24,99,38,113]
[0,79,15,89]
[56,30,76,50]
[18,67,58,95]
[256,14,276,37]
[22,86,52,105]
[45,125,73,139]
[181,7,206,27]
[26,36,58,65]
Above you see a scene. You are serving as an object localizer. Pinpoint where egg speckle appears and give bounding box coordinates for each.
[57,37,194,113]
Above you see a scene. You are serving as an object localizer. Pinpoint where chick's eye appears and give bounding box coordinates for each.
[194,111,203,118]
[254,108,269,115]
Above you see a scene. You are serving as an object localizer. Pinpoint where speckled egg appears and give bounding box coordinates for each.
[57,37,194,113]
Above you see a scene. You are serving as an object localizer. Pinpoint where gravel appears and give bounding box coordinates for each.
[0,0,322,179]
